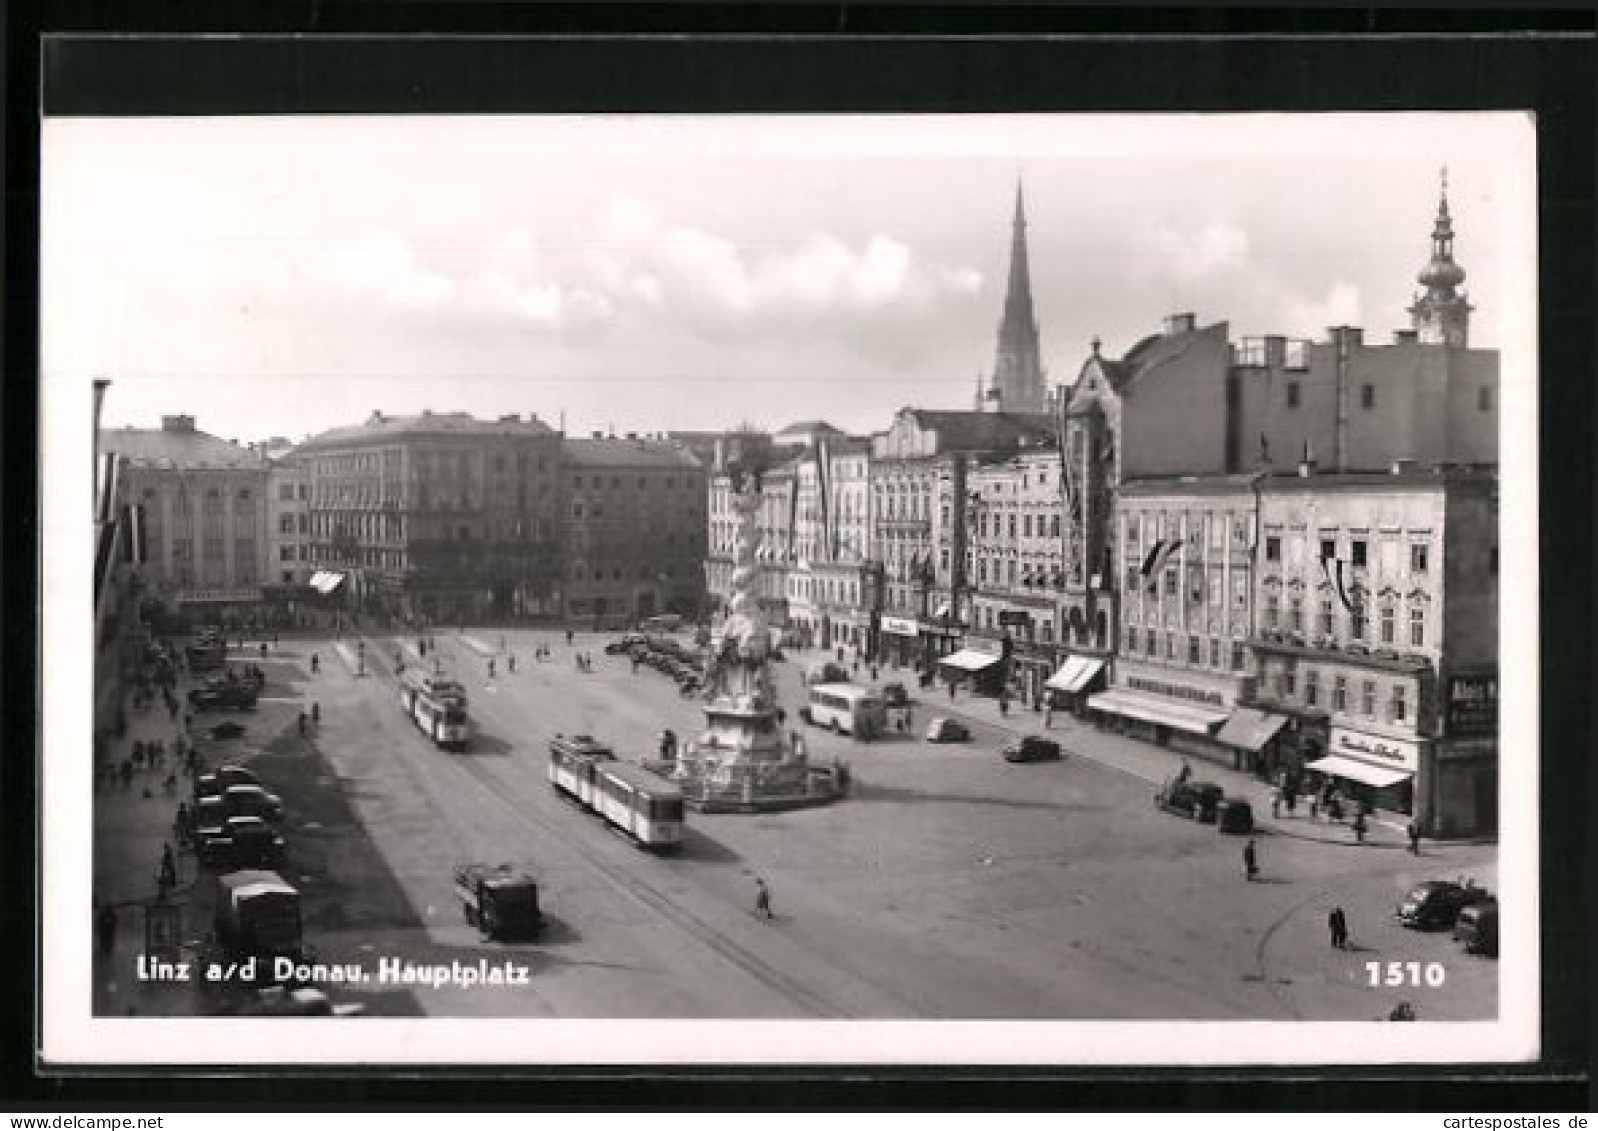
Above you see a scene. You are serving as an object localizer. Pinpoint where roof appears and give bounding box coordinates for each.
[101,427,266,471]
[563,437,704,470]
[897,409,1056,451]
[1258,465,1498,492]
[296,411,555,452]
[775,420,847,441]
[1118,473,1265,496]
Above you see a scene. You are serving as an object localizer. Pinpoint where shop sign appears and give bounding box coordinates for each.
[1125,675,1226,708]
[880,615,919,636]
[1329,727,1420,772]
[1446,673,1498,736]
[178,587,263,604]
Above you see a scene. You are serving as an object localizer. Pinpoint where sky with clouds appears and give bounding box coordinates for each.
[43,112,1535,443]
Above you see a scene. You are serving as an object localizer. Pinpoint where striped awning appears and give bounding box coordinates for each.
[1086,689,1229,735]
[1304,754,1411,790]
[1045,656,1106,694]
[938,649,1001,672]
[1215,707,1290,752]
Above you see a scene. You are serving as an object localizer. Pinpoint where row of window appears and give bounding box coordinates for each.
[1125,626,1252,673]
[1264,534,1429,573]
[1279,382,1493,412]
[975,511,1063,541]
[1265,596,1428,647]
[572,474,692,491]
[167,537,256,564]
[1269,666,1410,723]
[567,564,683,582]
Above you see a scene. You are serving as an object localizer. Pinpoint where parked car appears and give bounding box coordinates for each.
[223,783,284,822]
[188,683,258,712]
[1001,735,1061,763]
[1396,879,1492,930]
[197,815,286,871]
[1453,898,1499,957]
[1154,779,1225,823]
[925,717,970,743]
[1216,798,1255,834]
[194,765,262,800]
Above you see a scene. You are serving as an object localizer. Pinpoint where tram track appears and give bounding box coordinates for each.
[356,632,861,1018]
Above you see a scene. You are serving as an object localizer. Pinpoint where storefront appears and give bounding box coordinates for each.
[1304,727,1419,817]
[1043,654,1108,716]
[877,615,921,669]
[938,645,1004,695]
[1086,659,1239,762]
[1213,706,1291,779]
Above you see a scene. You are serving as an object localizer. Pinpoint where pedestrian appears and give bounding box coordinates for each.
[96,904,117,958]
[310,652,320,674]
[297,711,307,737]
[1176,758,1193,785]
[260,642,268,658]
[1407,820,1421,854]
[488,658,496,679]
[174,802,191,846]
[1328,906,1349,949]
[566,629,574,646]
[1352,810,1368,844]
[1242,838,1259,881]
[948,681,955,700]
[508,655,516,674]
[999,695,1010,717]
[755,877,773,919]
[1044,704,1053,730]
[1271,789,1281,819]
[158,844,177,896]
[311,701,320,726]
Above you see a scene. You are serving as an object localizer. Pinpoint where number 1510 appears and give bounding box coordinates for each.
[1366,960,1446,987]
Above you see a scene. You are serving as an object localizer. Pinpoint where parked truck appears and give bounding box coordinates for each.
[453,863,543,941]
[214,869,303,963]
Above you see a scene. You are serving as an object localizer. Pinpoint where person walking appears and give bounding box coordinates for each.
[1328,906,1349,949]
[1352,809,1368,844]
[507,654,516,674]
[755,877,773,919]
[488,658,496,679]
[1271,788,1282,820]
[96,904,117,959]
[1242,838,1259,881]
[1407,820,1422,855]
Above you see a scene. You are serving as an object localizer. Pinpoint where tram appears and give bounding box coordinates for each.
[547,735,684,851]
[399,670,471,749]
[547,734,617,807]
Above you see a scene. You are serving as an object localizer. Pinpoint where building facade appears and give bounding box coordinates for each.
[963,448,1071,707]
[563,435,706,626]
[1248,465,1499,836]
[265,456,313,592]
[1103,476,1265,767]
[100,415,271,619]
[297,411,564,624]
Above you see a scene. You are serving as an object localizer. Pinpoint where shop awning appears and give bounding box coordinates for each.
[1215,707,1290,752]
[938,649,1001,672]
[1086,689,1229,735]
[1046,656,1106,694]
[1304,754,1412,790]
[309,571,346,595]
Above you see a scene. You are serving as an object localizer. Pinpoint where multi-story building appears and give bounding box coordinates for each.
[100,414,271,621]
[562,434,707,626]
[297,410,564,623]
[264,454,313,601]
[1099,476,1264,764]
[1249,463,1498,836]
[787,433,874,654]
[963,448,1072,706]
[871,407,1055,672]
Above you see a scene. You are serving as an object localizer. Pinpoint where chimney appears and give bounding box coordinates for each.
[499,413,520,423]
[421,408,432,417]
[1393,329,1418,345]
[626,432,638,440]
[1390,457,1417,476]
[1163,312,1196,336]
[160,414,196,433]
[591,430,603,439]
[1328,325,1364,348]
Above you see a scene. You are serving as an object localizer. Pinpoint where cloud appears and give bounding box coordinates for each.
[1284,282,1363,337]
[323,232,458,310]
[584,196,985,349]
[1144,220,1250,281]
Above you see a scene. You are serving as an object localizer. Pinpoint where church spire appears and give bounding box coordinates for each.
[990,178,1047,413]
[1408,166,1472,347]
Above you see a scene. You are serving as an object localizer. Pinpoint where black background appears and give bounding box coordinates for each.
[5,0,1594,1112]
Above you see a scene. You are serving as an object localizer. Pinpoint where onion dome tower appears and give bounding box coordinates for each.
[1408,167,1473,347]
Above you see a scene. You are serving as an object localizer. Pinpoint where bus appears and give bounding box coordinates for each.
[591,761,685,851]
[803,683,886,739]
[547,734,617,808]
[399,670,471,749]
